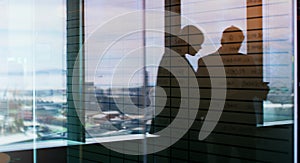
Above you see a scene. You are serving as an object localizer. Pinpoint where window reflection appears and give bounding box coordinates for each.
[0,0,295,162]
[83,0,295,141]
[0,0,66,146]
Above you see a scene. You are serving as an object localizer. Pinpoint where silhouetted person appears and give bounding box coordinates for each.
[149,25,206,162]
[150,25,204,133]
[196,26,269,162]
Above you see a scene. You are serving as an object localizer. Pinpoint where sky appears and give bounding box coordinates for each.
[84,0,294,90]
[0,0,294,91]
[0,0,66,90]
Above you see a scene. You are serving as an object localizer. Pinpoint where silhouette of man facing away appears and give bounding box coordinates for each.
[196,26,269,162]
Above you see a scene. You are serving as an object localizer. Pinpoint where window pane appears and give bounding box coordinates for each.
[0,0,66,149]
[72,0,296,162]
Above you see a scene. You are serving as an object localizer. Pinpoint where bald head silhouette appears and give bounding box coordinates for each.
[175,25,204,56]
[219,25,245,54]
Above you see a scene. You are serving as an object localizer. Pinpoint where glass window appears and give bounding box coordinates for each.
[69,0,296,162]
[0,0,297,163]
[0,0,66,150]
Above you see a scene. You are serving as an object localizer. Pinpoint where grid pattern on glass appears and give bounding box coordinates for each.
[66,0,295,162]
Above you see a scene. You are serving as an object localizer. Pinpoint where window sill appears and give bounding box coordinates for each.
[0,134,158,153]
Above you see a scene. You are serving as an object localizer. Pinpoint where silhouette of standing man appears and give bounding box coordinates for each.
[150,25,204,133]
[149,25,205,162]
[196,26,269,162]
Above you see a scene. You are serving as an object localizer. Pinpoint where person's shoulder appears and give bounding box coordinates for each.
[198,52,218,65]
[196,54,212,76]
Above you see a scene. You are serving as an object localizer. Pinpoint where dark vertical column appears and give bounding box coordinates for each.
[66,0,85,142]
[165,0,181,48]
[246,0,264,124]
[66,1,85,163]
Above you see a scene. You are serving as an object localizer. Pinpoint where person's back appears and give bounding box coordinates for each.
[196,26,269,162]
[197,52,259,125]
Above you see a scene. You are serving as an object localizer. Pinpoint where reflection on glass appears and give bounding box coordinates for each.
[0,0,66,147]
[83,1,148,139]
[82,0,295,140]
[72,0,295,162]
[262,0,294,124]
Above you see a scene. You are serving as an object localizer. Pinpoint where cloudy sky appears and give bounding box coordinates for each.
[84,0,293,89]
[0,0,294,90]
[0,0,66,90]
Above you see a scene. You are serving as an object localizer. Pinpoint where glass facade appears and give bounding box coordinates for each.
[0,0,66,148]
[0,0,297,162]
